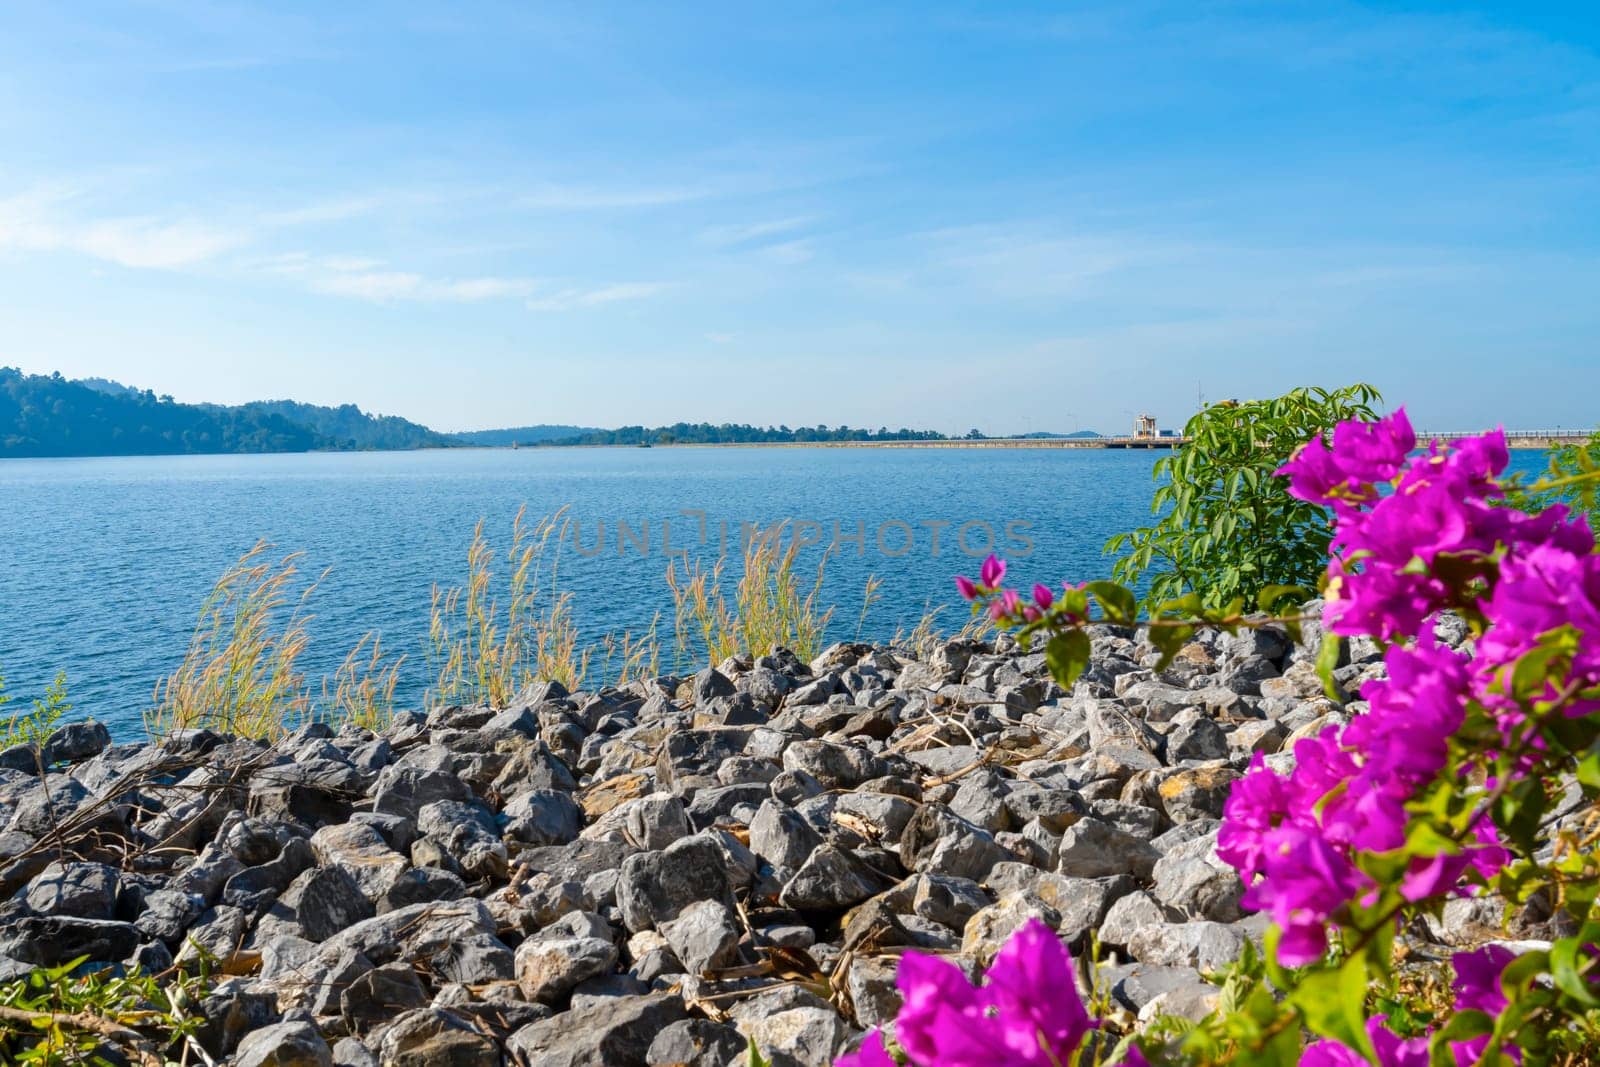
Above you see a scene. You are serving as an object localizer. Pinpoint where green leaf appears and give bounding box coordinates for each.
[1257,583,1311,615]
[1083,580,1137,625]
[1316,632,1344,700]
[1288,954,1374,1056]
[1550,937,1600,1008]
[1045,630,1092,689]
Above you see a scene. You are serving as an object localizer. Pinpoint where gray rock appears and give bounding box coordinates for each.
[659,899,742,974]
[617,836,734,933]
[961,892,1061,962]
[502,788,583,847]
[234,1020,333,1067]
[622,793,692,850]
[781,740,886,790]
[40,720,111,765]
[845,955,902,1028]
[900,804,1009,882]
[281,864,375,942]
[1126,920,1248,972]
[221,836,315,914]
[371,765,472,821]
[646,1018,747,1067]
[311,822,409,903]
[24,861,118,919]
[747,800,822,870]
[376,1007,501,1067]
[515,935,618,1003]
[1055,817,1160,880]
[507,992,689,1066]
[1165,717,1229,762]
[739,1005,855,1066]
[0,914,140,967]
[912,873,991,930]
[7,775,92,836]
[1157,767,1240,824]
[336,959,425,1036]
[417,798,507,878]
[1100,890,1172,950]
[332,1038,378,1067]
[779,844,892,911]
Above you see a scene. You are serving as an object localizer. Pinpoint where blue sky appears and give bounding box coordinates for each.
[0,2,1595,435]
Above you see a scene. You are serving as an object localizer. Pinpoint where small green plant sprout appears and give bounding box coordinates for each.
[0,669,72,750]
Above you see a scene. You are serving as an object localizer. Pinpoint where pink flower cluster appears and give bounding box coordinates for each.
[957,554,1086,627]
[837,919,1096,1067]
[1298,946,1516,1066]
[1217,410,1597,1056]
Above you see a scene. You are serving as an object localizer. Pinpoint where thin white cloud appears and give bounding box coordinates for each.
[759,239,815,265]
[0,188,242,269]
[526,282,669,312]
[700,215,816,247]
[259,252,663,310]
[517,184,712,210]
[261,253,538,303]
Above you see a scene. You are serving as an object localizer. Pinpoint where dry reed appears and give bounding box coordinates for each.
[427,505,592,707]
[147,543,320,740]
[666,522,837,666]
[323,632,404,732]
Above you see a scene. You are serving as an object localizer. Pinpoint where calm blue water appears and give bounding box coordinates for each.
[0,446,1551,739]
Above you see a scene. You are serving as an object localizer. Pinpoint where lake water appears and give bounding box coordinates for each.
[0,445,1550,739]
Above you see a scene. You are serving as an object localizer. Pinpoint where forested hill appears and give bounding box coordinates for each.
[1,369,326,457]
[0,369,456,457]
[229,400,459,450]
[453,424,605,447]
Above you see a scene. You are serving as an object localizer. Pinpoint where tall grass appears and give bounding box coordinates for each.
[148,543,319,739]
[323,633,404,732]
[666,522,839,665]
[148,544,404,740]
[427,506,591,707]
[892,602,994,660]
[142,506,905,738]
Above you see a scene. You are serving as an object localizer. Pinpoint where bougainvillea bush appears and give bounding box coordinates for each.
[847,410,1600,1066]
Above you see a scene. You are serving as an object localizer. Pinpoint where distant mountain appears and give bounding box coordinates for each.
[453,424,606,447]
[1,368,324,457]
[1012,430,1103,439]
[231,400,458,450]
[0,368,460,458]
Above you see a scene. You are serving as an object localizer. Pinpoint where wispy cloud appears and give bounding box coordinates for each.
[700,215,816,247]
[526,282,669,312]
[0,188,243,269]
[259,252,538,303]
[517,184,712,210]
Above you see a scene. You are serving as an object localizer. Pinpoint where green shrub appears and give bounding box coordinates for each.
[1105,384,1380,609]
[0,955,206,1064]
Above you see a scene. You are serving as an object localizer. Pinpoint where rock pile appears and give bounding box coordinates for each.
[0,616,1422,1066]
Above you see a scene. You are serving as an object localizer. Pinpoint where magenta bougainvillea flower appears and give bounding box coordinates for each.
[838,919,1095,1067]
[1301,1017,1430,1067]
[834,1029,895,1067]
[948,411,1597,1065]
